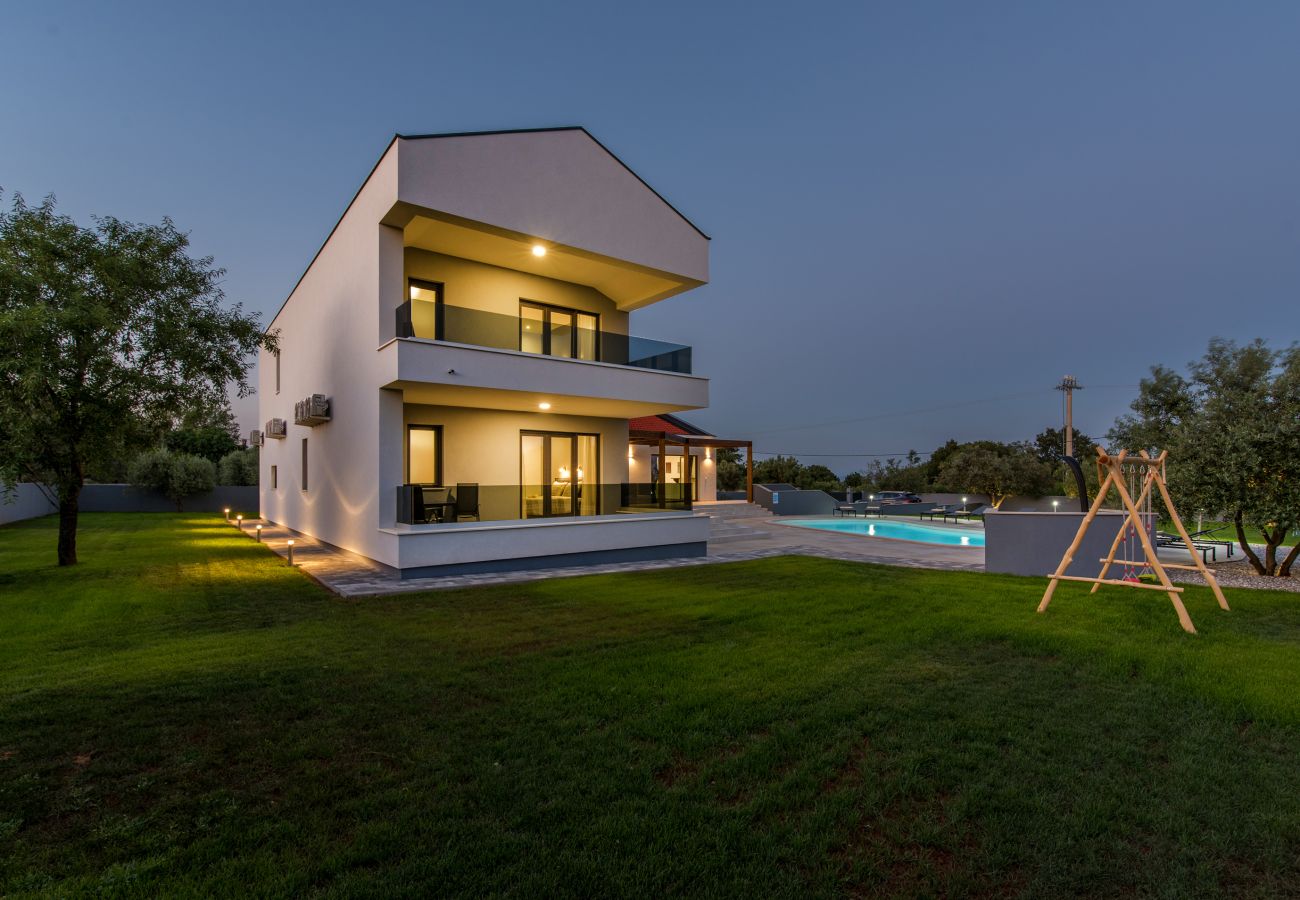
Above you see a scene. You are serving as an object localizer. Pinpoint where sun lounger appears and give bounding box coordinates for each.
[942,504,986,523]
[1156,531,1215,563]
[922,505,954,521]
[833,504,858,517]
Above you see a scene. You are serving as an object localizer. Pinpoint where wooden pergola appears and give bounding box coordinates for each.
[628,429,754,504]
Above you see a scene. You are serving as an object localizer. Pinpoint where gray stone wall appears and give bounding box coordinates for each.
[984,510,1153,578]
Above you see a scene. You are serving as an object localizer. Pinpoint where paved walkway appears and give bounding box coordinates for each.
[231,507,985,598]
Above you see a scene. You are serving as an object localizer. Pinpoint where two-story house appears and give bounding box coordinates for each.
[257,127,717,577]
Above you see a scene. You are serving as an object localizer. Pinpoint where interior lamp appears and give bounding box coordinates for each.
[558,466,570,480]
[576,467,583,481]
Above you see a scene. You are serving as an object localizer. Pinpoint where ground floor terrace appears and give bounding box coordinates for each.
[3,512,1298,896]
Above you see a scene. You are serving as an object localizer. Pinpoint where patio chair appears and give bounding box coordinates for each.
[453,483,480,521]
[417,485,450,523]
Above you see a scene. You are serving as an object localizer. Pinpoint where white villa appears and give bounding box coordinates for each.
[257,127,749,577]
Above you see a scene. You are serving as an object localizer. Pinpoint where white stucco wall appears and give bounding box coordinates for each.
[259,144,400,565]
[396,130,708,284]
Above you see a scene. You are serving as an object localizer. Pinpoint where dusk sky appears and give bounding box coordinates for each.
[5,1,1298,473]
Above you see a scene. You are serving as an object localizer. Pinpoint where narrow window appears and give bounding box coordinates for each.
[274,350,281,394]
[407,279,444,340]
[407,425,442,484]
[301,438,308,491]
[271,465,278,490]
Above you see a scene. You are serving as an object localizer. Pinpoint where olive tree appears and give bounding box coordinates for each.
[1110,339,1300,576]
[0,194,273,565]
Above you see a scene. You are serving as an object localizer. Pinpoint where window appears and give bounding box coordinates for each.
[274,350,280,394]
[408,279,444,340]
[271,465,278,490]
[519,301,598,361]
[652,453,699,502]
[301,438,308,491]
[407,425,442,484]
[521,431,599,518]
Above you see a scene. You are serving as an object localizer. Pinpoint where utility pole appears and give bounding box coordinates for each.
[1055,375,1083,457]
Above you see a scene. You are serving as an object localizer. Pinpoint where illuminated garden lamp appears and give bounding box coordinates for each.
[255,524,263,542]
[286,539,295,567]
[236,514,243,531]
[223,507,231,522]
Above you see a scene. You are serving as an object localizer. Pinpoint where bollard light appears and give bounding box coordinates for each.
[236,514,244,531]
[224,507,231,522]
[255,524,263,542]
[286,539,295,567]
[1052,500,1060,512]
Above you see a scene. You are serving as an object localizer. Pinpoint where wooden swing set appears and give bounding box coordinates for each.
[1038,447,1228,634]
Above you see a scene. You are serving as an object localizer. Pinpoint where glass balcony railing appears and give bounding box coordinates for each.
[395,301,692,375]
[395,482,692,525]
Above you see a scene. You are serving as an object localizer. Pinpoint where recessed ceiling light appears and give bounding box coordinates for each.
[538,402,551,410]
[531,244,547,257]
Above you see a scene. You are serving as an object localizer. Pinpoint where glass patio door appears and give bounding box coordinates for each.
[521,432,599,518]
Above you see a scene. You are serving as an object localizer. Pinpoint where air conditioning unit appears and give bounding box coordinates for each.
[264,418,287,439]
[249,429,264,447]
[294,394,331,426]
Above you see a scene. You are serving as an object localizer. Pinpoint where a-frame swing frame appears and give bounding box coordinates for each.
[1038,447,1228,634]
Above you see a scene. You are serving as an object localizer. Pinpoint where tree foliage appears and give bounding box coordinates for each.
[714,447,746,492]
[936,443,1055,508]
[218,448,259,486]
[1109,338,1300,576]
[128,449,217,511]
[0,194,273,564]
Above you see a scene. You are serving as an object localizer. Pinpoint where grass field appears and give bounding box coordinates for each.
[2,513,1299,897]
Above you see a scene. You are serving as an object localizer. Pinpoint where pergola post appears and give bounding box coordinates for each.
[682,440,692,509]
[746,441,753,503]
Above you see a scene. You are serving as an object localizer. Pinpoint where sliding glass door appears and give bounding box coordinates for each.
[519,301,598,361]
[521,431,599,518]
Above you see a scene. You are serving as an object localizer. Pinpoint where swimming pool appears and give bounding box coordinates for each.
[783,518,985,547]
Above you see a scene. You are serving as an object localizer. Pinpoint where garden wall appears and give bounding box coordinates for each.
[984,510,1152,578]
[1,484,259,525]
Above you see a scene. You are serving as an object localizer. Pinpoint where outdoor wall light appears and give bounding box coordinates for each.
[286,539,295,567]
[628,445,635,460]
[255,524,263,542]
[538,402,551,410]
[531,244,547,257]
[705,448,712,461]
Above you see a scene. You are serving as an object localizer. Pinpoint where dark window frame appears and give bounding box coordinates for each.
[406,424,444,485]
[301,438,308,492]
[652,452,700,501]
[271,465,278,490]
[408,278,446,340]
[518,299,599,361]
[274,350,280,394]
[520,429,601,518]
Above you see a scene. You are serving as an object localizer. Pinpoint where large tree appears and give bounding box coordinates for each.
[1109,339,1300,576]
[936,442,1055,508]
[0,195,273,565]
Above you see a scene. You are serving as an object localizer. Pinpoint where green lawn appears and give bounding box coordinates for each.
[2,514,1299,898]
[1160,519,1300,547]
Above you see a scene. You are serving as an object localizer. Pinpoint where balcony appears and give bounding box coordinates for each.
[380,304,708,416]
[396,300,692,374]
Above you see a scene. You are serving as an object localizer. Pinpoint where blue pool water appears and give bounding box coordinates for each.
[784,518,985,547]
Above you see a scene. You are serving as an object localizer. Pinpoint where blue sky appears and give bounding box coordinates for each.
[4,1,1298,472]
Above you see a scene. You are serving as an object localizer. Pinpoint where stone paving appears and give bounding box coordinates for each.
[230,506,986,598]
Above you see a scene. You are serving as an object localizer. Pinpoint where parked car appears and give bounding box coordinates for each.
[873,491,923,504]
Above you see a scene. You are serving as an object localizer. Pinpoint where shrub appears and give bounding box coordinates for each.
[129,449,216,511]
[218,448,259,486]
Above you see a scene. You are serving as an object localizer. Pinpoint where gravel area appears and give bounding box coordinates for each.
[1169,546,1300,593]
